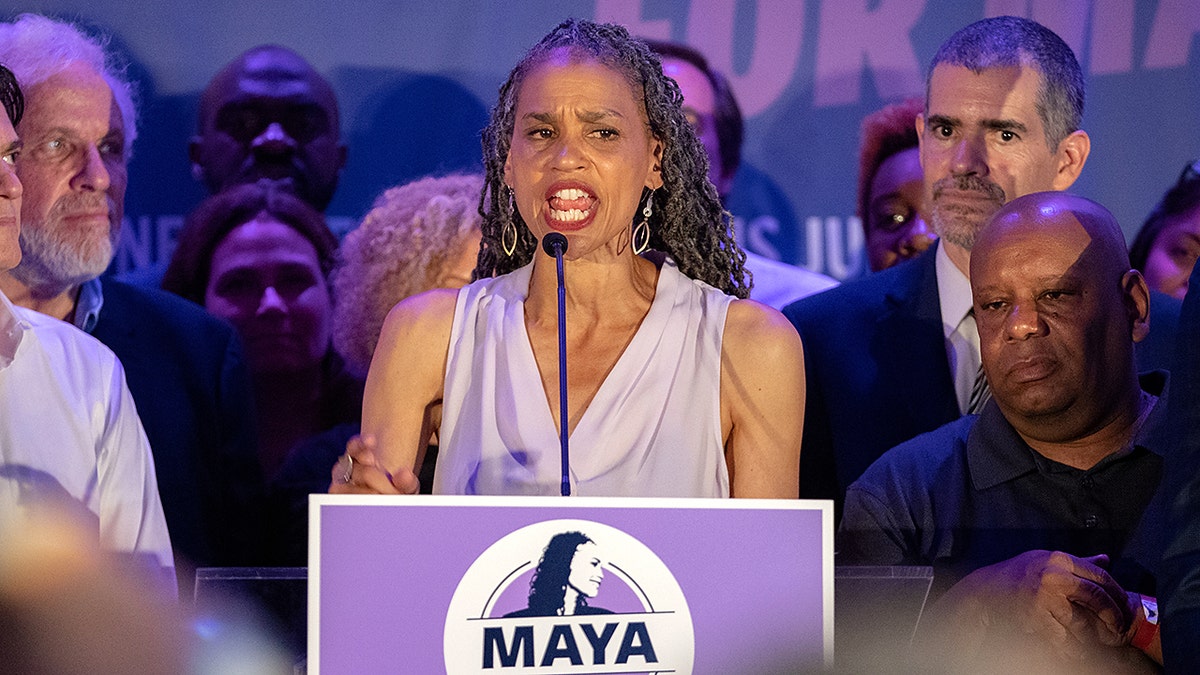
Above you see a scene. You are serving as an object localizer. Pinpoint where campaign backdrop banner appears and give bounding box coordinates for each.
[309,495,833,674]
[10,0,1200,279]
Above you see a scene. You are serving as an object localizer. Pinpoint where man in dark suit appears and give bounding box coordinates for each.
[784,16,1178,511]
[1162,258,1200,670]
[0,15,264,597]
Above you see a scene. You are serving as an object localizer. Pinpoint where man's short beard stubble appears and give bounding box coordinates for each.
[12,193,117,296]
[929,175,1007,251]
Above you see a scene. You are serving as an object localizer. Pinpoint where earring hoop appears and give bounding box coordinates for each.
[632,192,653,255]
[501,185,519,257]
[502,221,518,257]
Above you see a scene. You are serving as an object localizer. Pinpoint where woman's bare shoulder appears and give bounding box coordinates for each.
[388,286,460,324]
[722,297,804,358]
[377,287,461,346]
[719,300,804,499]
[370,287,462,384]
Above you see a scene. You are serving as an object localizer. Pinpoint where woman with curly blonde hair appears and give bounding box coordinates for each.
[332,174,483,375]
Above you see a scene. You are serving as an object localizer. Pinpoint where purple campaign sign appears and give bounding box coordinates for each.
[310,496,832,674]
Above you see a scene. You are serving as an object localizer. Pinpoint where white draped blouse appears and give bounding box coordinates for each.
[435,259,732,497]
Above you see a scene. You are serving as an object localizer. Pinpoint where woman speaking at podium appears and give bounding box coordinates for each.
[332,19,803,499]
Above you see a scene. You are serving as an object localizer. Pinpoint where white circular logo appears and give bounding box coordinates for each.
[444,519,694,674]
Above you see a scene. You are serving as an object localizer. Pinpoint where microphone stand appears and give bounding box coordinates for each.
[541,232,571,496]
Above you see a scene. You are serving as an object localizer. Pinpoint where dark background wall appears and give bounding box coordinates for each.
[12,0,1200,280]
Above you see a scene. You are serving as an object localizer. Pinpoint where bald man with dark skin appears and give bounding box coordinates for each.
[189,45,346,211]
[840,193,1165,670]
[973,194,1150,469]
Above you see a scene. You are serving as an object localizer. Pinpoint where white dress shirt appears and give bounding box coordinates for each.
[0,290,173,574]
[935,244,982,415]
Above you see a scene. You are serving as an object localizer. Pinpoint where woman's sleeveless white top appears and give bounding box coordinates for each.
[434,259,732,497]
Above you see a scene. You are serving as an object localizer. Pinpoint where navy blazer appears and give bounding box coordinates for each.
[1161,259,1200,670]
[784,244,1181,514]
[93,278,265,595]
[785,246,956,508]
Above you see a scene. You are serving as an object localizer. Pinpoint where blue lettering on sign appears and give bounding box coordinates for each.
[539,624,583,667]
[579,623,617,665]
[483,626,534,668]
[481,621,658,669]
[616,621,657,664]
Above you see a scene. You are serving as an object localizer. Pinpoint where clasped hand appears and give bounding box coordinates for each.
[931,550,1140,664]
[328,435,420,495]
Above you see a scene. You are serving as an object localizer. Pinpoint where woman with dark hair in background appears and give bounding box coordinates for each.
[163,181,361,477]
[1130,160,1200,300]
[505,531,612,617]
[856,98,934,272]
[333,19,803,499]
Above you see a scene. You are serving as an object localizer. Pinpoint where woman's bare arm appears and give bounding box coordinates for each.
[342,288,459,493]
[720,299,805,498]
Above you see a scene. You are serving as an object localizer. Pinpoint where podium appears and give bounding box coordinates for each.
[194,501,935,673]
[308,495,832,674]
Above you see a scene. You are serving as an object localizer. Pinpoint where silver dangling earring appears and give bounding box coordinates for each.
[502,221,518,257]
[502,186,518,257]
[632,191,653,255]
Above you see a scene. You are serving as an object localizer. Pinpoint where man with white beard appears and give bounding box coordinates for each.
[0,61,172,579]
[0,14,265,597]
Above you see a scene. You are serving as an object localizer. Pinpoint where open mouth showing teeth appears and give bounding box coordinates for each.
[551,207,588,221]
[548,188,595,222]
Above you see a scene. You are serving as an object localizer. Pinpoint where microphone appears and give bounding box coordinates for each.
[541,232,568,258]
[541,233,571,496]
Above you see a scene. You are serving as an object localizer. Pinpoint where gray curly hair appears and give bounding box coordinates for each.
[476,18,749,297]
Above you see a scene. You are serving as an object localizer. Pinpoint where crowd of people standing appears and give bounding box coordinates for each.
[0,9,1195,672]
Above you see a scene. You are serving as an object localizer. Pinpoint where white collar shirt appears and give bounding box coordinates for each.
[936,244,982,415]
[0,290,174,585]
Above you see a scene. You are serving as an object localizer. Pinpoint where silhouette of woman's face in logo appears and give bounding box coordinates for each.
[504,531,615,617]
[566,541,604,598]
[448,520,696,671]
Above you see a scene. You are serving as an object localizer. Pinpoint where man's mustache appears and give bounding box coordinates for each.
[932,175,1006,203]
[51,192,111,220]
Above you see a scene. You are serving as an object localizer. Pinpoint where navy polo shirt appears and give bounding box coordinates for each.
[838,372,1168,599]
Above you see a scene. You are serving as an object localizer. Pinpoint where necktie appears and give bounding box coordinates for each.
[966,309,991,414]
[968,360,992,414]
